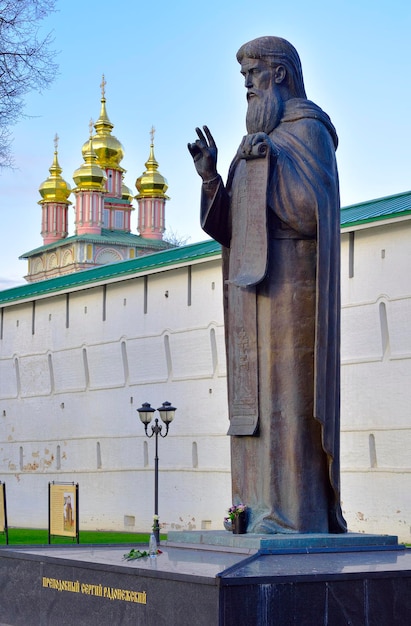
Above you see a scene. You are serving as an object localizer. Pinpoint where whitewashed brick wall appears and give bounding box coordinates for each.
[1,224,410,541]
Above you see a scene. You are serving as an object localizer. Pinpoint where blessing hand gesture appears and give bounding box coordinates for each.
[188,126,219,182]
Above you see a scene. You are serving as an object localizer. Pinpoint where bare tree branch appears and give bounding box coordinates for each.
[0,0,58,168]
[163,228,191,247]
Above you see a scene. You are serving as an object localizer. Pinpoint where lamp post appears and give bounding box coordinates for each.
[137,401,176,544]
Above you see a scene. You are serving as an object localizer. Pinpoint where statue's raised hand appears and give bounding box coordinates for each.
[188,126,218,182]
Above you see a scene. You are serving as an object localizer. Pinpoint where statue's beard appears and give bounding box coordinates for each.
[246,88,283,135]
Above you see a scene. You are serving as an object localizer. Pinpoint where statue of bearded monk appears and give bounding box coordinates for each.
[188,36,346,534]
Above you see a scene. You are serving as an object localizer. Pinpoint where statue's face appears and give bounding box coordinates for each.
[241,57,284,135]
[240,58,273,95]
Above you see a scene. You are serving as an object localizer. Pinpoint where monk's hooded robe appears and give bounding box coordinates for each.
[201,98,347,533]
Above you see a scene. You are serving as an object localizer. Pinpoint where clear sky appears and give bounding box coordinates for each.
[0,0,410,288]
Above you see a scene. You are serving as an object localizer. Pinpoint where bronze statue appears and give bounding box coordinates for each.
[188,36,346,533]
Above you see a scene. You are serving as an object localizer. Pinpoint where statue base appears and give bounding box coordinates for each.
[0,533,409,625]
[165,529,402,553]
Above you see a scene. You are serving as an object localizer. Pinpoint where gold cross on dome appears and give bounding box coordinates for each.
[150,125,155,145]
[54,133,59,152]
[100,74,106,98]
[89,118,94,138]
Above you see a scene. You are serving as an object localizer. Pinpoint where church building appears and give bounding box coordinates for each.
[20,77,172,283]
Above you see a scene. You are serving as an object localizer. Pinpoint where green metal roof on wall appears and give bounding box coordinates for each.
[3,188,411,306]
[0,239,221,305]
[341,189,411,228]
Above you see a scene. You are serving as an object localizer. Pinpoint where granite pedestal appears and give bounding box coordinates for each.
[0,533,409,625]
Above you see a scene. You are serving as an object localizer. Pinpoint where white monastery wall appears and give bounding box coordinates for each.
[340,220,411,541]
[1,223,410,540]
[0,257,231,532]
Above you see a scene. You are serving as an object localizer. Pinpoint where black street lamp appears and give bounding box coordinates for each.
[137,401,177,544]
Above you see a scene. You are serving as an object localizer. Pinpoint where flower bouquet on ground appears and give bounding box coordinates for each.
[152,514,160,534]
[122,516,163,560]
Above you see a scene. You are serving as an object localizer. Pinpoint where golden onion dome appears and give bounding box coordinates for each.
[121,179,134,203]
[38,134,71,204]
[73,122,107,191]
[135,130,169,199]
[83,75,124,170]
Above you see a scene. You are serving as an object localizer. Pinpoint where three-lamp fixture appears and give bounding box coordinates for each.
[137,401,177,543]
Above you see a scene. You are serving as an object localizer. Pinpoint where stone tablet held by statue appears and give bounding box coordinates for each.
[188,36,347,534]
